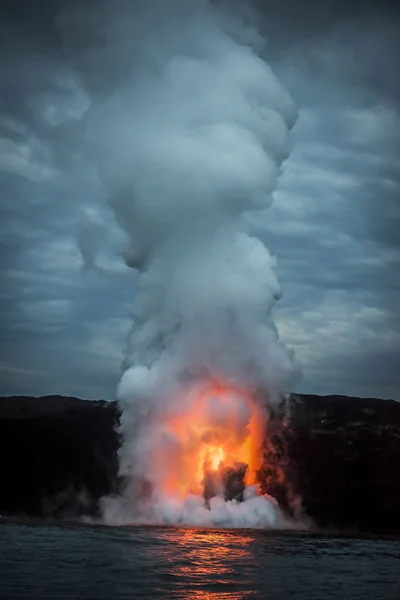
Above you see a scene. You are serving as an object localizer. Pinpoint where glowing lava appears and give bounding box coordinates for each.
[154,381,267,501]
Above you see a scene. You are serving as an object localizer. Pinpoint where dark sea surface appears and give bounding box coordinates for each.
[1,520,399,599]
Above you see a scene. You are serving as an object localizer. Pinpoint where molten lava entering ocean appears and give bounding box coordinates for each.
[155,382,266,501]
[102,381,295,529]
[73,0,302,529]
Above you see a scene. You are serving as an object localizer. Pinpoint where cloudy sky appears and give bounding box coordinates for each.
[0,0,399,401]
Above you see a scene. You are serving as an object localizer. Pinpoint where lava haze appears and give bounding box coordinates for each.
[57,0,300,527]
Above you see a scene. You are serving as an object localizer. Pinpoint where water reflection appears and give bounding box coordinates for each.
[2,522,400,600]
[162,528,256,599]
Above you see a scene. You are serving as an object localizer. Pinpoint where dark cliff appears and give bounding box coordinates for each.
[262,393,400,534]
[0,396,120,518]
[0,393,399,534]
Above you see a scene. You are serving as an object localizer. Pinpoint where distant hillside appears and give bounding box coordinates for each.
[0,393,399,534]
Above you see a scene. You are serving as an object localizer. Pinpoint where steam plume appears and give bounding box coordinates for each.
[58,0,300,527]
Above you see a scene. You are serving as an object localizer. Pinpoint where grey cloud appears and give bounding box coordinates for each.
[0,0,399,400]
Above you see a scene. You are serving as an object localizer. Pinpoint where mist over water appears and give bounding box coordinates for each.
[57,0,301,526]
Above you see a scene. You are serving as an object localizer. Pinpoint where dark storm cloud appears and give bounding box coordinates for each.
[0,0,399,399]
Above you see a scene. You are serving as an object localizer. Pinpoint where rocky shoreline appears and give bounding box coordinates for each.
[1,393,399,534]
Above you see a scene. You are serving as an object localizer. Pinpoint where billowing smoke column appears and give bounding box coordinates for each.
[58,0,299,527]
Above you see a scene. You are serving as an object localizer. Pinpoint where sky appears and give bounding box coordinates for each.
[0,0,399,401]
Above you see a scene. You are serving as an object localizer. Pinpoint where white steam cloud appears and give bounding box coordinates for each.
[58,0,300,528]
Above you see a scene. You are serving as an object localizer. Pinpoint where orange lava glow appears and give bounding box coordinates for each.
[157,381,266,498]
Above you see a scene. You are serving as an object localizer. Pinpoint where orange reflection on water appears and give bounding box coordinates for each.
[166,528,256,599]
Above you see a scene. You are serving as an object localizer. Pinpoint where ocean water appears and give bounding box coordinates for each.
[1,521,399,599]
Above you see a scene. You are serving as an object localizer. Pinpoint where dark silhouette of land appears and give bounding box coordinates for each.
[0,393,399,534]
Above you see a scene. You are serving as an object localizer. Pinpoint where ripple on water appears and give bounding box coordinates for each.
[1,521,400,599]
